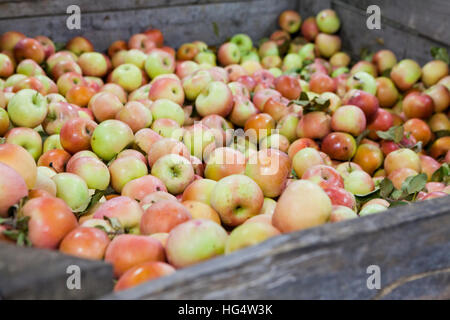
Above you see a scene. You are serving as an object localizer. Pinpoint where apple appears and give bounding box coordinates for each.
[390,59,422,91]
[230,33,253,55]
[120,175,167,202]
[0,108,9,136]
[181,178,217,205]
[100,83,128,104]
[316,9,340,34]
[5,127,42,160]
[115,101,153,133]
[0,53,14,78]
[321,132,357,161]
[166,219,227,269]
[273,180,332,233]
[210,174,263,226]
[388,168,419,190]
[16,59,44,76]
[352,143,384,175]
[109,156,148,193]
[0,31,26,51]
[292,147,323,178]
[0,143,37,189]
[420,155,441,181]
[93,196,144,234]
[422,60,449,87]
[105,234,165,277]
[218,42,241,66]
[34,35,55,58]
[176,60,200,79]
[301,16,319,41]
[330,52,350,68]
[114,261,175,292]
[276,113,299,142]
[52,172,90,212]
[344,170,375,195]
[140,191,177,210]
[0,162,28,217]
[429,136,450,160]
[22,196,78,249]
[324,187,356,210]
[151,154,195,195]
[43,134,63,153]
[140,200,192,235]
[402,91,434,119]
[177,43,199,61]
[151,118,182,139]
[60,227,110,260]
[195,81,233,117]
[428,113,450,133]
[343,89,379,122]
[296,111,331,140]
[13,38,45,63]
[148,77,184,105]
[244,148,290,198]
[66,156,110,191]
[77,52,108,77]
[278,10,302,33]
[147,137,189,167]
[372,50,397,75]
[65,36,94,55]
[329,205,358,222]
[7,89,48,128]
[144,49,175,79]
[302,164,344,189]
[404,118,432,145]
[182,69,213,101]
[315,33,341,58]
[359,204,387,216]
[346,71,377,95]
[225,222,280,254]
[425,84,450,113]
[111,63,143,92]
[60,117,97,154]
[331,105,367,136]
[351,61,377,77]
[91,120,134,161]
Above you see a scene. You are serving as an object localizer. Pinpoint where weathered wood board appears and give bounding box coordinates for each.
[106,196,450,300]
[0,242,113,299]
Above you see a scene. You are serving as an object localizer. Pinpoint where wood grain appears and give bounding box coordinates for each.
[106,196,450,299]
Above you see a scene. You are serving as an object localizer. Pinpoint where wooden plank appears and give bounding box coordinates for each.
[0,0,249,19]
[0,242,113,299]
[0,0,295,51]
[331,1,449,65]
[106,196,450,299]
[336,0,450,46]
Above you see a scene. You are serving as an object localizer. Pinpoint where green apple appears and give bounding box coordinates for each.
[43,134,63,152]
[91,119,134,161]
[111,63,142,92]
[151,153,195,195]
[346,71,377,95]
[282,53,303,72]
[5,127,42,160]
[194,51,217,66]
[230,33,253,55]
[52,172,90,212]
[150,99,185,126]
[124,49,148,69]
[7,89,48,128]
[298,43,316,61]
[144,49,176,79]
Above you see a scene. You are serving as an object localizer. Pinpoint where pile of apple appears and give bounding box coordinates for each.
[0,8,449,292]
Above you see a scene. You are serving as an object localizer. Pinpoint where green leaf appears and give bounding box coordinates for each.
[388,200,409,208]
[431,47,450,64]
[376,125,404,143]
[356,129,370,146]
[360,48,374,62]
[402,173,427,195]
[212,22,220,37]
[434,130,450,139]
[355,188,381,207]
[379,178,394,199]
[431,163,450,183]
[390,189,406,200]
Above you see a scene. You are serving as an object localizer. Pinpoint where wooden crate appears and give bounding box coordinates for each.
[0,0,449,299]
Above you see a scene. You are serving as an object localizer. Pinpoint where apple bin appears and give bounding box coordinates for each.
[0,0,449,300]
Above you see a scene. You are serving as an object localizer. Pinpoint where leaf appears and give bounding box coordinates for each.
[410,141,423,153]
[212,22,220,37]
[431,47,450,64]
[356,129,370,146]
[390,189,406,200]
[379,178,394,199]
[104,216,122,231]
[434,130,450,139]
[388,200,409,208]
[355,188,381,206]
[54,42,66,52]
[402,173,427,195]
[431,163,450,183]
[360,48,373,62]
[376,125,404,143]
[381,68,392,77]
